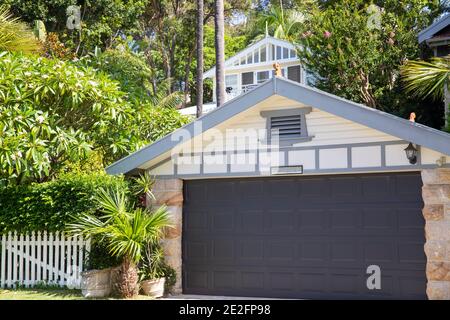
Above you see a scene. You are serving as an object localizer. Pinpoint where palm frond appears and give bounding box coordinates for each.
[401,56,450,100]
[0,5,40,53]
[94,187,129,218]
[67,188,173,264]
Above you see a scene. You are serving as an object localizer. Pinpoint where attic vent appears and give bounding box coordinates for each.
[270,114,302,139]
[260,108,314,146]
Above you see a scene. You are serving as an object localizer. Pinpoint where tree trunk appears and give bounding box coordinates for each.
[112,258,139,298]
[196,0,204,117]
[214,0,226,108]
[358,70,377,109]
[183,48,194,108]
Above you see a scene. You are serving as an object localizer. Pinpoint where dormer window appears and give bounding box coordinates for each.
[261,108,314,146]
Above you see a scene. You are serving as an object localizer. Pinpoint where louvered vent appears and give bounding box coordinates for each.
[270,114,302,139]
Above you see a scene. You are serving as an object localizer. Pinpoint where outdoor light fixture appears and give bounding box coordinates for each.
[404,143,418,164]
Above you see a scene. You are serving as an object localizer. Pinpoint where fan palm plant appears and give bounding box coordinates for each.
[0,5,40,53]
[68,187,172,298]
[258,5,305,42]
[401,55,450,100]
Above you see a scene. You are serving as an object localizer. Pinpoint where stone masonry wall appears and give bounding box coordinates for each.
[422,168,450,300]
[149,179,183,294]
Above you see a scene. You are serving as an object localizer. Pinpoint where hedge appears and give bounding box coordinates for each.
[0,172,130,233]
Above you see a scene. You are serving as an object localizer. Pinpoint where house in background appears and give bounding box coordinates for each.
[180,36,308,116]
[418,14,450,57]
[418,14,450,124]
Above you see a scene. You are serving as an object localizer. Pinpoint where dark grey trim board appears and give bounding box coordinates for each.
[153,164,450,180]
[106,77,450,175]
[146,140,437,179]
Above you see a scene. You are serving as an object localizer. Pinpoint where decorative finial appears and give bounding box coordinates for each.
[273,62,282,77]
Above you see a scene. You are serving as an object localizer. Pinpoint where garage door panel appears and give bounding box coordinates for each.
[183,173,426,299]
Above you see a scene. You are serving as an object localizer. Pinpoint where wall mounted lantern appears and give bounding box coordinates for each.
[404,143,418,164]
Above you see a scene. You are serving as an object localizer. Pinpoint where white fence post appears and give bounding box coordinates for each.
[30,231,35,287]
[0,232,90,289]
[1,234,5,288]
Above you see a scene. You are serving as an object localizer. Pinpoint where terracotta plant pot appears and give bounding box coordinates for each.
[80,268,112,298]
[140,277,166,298]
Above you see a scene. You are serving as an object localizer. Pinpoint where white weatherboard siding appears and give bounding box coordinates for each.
[352,146,382,168]
[146,94,449,177]
[319,148,348,169]
[421,147,450,165]
[288,150,316,170]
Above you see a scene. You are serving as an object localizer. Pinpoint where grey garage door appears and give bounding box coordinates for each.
[183,173,426,299]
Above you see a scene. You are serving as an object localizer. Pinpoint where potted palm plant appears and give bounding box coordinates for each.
[68,186,172,298]
[139,243,167,297]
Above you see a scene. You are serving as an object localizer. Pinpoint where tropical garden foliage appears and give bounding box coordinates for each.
[295,0,443,113]
[68,186,172,297]
[1,0,449,298]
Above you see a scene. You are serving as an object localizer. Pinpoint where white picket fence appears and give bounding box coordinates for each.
[0,231,90,289]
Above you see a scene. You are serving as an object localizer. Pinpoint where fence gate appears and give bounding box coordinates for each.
[0,232,90,289]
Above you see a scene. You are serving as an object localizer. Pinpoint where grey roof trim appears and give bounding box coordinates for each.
[418,14,450,43]
[106,80,275,175]
[106,77,450,175]
[276,77,450,155]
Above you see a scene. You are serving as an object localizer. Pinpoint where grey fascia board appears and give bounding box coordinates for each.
[107,76,450,175]
[105,80,276,175]
[274,77,450,155]
[418,14,450,43]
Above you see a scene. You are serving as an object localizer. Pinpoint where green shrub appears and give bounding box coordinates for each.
[0,172,130,233]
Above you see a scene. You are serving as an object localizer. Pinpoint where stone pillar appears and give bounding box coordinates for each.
[149,179,183,294]
[422,169,450,300]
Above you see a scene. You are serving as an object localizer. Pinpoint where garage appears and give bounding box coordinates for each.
[106,77,450,299]
[183,173,426,299]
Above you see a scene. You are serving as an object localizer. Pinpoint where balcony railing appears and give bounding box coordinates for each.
[225,84,260,101]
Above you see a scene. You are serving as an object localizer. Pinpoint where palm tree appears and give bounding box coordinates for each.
[68,187,172,298]
[258,5,305,42]
[197,0,204,118]
[401,56,450,100]
[0,5,40,53]
[196,0,204,117]
[401,56,450,126]
[215,0,226,107]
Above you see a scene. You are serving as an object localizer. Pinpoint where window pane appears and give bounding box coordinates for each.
[247,53,253,64]
[271,45,275,61]
[240,56,246,65]
[283,47,289,59]
[254,50,259,63]
[290,49,296,58]
[287,65,301,83]
[242,72,254,85]
[257,71,270,83]
[276,46,282,60]
[260,46,266,62]
[225,74,238,86]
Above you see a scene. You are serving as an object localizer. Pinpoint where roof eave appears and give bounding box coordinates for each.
[418,14,450,43]
[106,77,450,175]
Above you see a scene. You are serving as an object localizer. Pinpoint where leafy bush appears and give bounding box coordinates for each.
[0,52,190,185]
[0,52,133,185]
[0,172,130,233]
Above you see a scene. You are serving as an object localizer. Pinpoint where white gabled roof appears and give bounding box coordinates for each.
[106,77,450,175]
[203,36,296,79]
